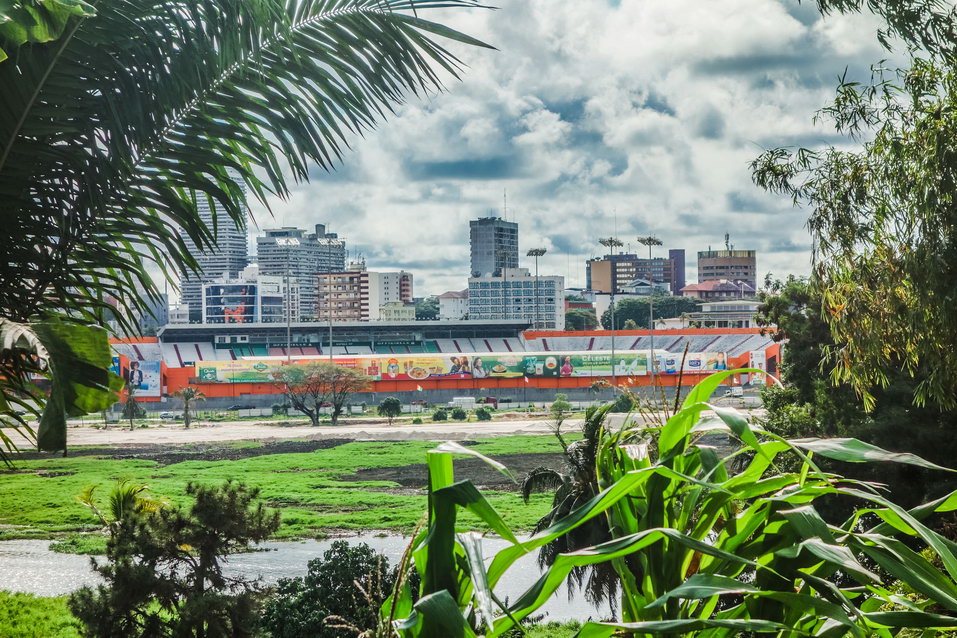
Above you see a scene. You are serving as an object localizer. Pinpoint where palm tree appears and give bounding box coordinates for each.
[172,386,206,429]
[77,480,164,530]
[0,0,490,453]
[520,405,620,612]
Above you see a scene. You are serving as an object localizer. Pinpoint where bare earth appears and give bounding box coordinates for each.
[45,417,576,447]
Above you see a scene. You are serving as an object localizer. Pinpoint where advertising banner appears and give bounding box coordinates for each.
[651,352,728,375]
[205,284,257,324]
[197,359,281,383]
[749,350,766,384]
[125,360,162,396]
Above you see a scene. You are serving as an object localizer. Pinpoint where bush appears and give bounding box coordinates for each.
[432,409,448,422]
[261,541,395,638]
[450,407,467,421]
[474,407,492,421]
[271,403,289,416]
[377,397,402,425]
[412,417,423,424]
[609,391,636,413]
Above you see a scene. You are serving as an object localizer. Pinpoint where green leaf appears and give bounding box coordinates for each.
[790,438,956,472]
[644,574,760,609]
[574,618,790,637]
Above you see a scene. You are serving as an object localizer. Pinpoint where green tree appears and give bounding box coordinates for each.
[0,0,488,454]
[172,386,206,430]
[376,397,402,426]
[272,363,368,426]
[69,481,279,637]
[564,309,598,330]
[600,296,701,330]
[751,4,957,409]
[621,319,638,330]
[76,480,164,532]
[414,297,440,321]
[262,541,396,638]
[121,383,141,431]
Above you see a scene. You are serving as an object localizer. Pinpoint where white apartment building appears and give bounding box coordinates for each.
[467,268,564,329]
[438,289,469,321]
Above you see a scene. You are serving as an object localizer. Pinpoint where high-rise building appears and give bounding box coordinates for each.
[469,217,518,277]
[179,188,249,322]
[315,262,413,322]
[586,249,685,294]
[697,249,757,288]
[256,224,346,320]
[201,265,299,324]
[468,268,564,329]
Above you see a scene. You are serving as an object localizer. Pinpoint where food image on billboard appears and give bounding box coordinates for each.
[373,356,471,381]
[124,360,161,396]
[205,284,257,324]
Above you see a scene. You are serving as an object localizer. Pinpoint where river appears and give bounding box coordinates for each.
[0,536,607,622]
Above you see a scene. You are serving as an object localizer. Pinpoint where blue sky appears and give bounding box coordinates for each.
[247,0,899,296]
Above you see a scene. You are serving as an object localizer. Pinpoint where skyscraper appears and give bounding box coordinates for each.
[469,217,518,277]
[179,189,248,322]
[256,224,346,320]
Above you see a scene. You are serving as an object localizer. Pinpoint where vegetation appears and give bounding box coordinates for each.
[121,384,144,431]
[0,437,563,544]
[0,591,81,638]
[414,297,440,321]
[432,409,448,422]
[377,397,403,426]
[450,407,468,421]
[564,309,598,331]
[261,540,397,638]
[272,363,369,425]
[69,481,279,637]
[475,407,492,422]
[172,387,206,429]
[600,296,701,330]
[389,373,957,636]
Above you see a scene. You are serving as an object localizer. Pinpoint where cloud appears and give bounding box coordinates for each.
[242,0,904,296]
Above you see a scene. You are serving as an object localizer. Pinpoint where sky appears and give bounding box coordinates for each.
[246,0,898,297]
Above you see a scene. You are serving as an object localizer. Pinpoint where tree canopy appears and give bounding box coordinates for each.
[600,296,701,330]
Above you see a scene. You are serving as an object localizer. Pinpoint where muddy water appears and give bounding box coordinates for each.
[0,536,607,622]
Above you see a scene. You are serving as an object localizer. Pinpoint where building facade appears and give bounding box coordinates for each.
[379,301,416,322]
[201,266,299,325]
[655,300,763,329]
[468,268,564,329]
[586,249,685,294]
[179,187,249,322]
[680,279,756,300]
[438,289,469,321]
[315,262,413,322]
[469,217,518,277]
[697,249,757,287]
[256,224,346,321]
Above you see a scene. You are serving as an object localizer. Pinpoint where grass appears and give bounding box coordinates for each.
[0,592,81,638]
[0,436,566,551]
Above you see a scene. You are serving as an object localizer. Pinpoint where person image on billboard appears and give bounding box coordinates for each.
[223,285,253,323]
[560,355,574,377]
[126,361,144,387]
[471,357,488,379]
[448,356,462,374]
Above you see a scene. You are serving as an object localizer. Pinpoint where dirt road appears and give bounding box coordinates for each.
[43,417,573,447]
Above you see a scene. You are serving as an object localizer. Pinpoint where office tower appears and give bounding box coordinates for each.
[697,249,757,288]
[257,224,346,320]
[469,217,518,277]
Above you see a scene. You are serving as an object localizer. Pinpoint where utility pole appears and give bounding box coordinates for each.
[275,237,300,363]
[526,248,547,329]
[637,235,663,384]
[598,237,623,387]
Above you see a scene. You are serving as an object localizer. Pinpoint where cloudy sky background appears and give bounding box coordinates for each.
[246,0,900,296]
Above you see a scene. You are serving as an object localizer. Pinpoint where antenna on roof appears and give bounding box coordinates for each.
[503,188,507,221]
[724,233,731,251]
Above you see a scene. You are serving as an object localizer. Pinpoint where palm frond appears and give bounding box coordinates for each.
[519,467,566,503]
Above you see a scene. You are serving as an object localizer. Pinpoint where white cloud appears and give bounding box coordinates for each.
[244,0,903,295]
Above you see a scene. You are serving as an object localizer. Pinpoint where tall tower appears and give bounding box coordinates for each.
[179,184,249,322]
[469,217,518,277]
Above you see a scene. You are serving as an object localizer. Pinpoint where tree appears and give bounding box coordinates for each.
[376,397,402,426]
[414,297,440,321]
[121,383,141,431]
[272,363,368,426]
[621,319,638,330]
[0,0,489,455]
[69,480,280,637]
[520,406,619,611]
[172,386,206,430]
[548,393,573,442]
[564,309,598,330]
[76,480,164,532]
[600,296,701,329]
[261,541,397,638]
[751,4,957,409]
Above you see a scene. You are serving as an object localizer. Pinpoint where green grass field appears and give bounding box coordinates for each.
[1,436,565,552]
[0,592,81,638]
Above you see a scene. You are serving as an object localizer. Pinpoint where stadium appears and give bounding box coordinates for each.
[110,319,780,408]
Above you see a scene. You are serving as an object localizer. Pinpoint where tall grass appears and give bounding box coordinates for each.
[0,592,80,638]
[389,370,957,637]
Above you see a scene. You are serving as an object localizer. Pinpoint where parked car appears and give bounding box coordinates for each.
[226,404,242,411]
[159,411,175,419]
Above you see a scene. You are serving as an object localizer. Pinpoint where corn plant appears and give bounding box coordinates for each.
[389,371,957,637]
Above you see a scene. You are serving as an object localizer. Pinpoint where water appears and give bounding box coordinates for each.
[0,536,607,622]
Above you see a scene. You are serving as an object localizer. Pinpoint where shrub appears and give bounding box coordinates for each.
[377,397,402,425]
[474,407,492,421]
[609,390,635,413]
[450,407,467,421]
[271,403,289,416]
[261,541,395,638]
[432,409,447,422]
[412,417,423,424]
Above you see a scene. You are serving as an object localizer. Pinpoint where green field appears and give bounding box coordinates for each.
[0,592,81,638]
[0,436,564,552]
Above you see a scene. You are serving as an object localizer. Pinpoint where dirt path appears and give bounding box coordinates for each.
[27,417,576,448]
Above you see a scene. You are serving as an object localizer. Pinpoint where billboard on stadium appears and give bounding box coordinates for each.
[197,359,281,383]
[651,352,728,375]
[124,360,162,396]
[749,350,766,384]
[205,284,258,324]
